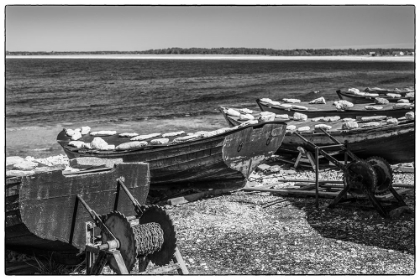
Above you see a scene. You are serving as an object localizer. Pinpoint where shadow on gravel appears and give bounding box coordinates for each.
[285,196,415,255]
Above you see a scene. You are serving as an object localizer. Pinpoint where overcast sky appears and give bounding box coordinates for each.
[5,5,415,52]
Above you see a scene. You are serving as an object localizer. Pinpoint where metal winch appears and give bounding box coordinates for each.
[78,178,187,274]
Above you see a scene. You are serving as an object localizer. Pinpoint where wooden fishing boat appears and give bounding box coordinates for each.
[6,160,150,263]
[221,107,415,164]
[57,122,287,190]
[336,89,415,104]
[256,98,414,119]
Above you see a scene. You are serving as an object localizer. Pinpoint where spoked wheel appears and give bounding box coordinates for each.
[344,160,377,195]
[367,156,393,194]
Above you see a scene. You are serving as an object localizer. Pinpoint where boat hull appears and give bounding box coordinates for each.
[221,111,414,164]
[6,162,150,259]
[256,98,413,119]
[336,90,414,104]
[280,122,415,164]
[57,122,287,190]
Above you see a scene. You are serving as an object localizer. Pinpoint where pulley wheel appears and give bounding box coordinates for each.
[367,156,393,194]
[101,211,137,273]
[344,160,377,195]
[139,206,177,266]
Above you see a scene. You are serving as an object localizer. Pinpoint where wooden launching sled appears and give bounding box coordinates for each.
[221,107,415,164]
[256,98,414,119]
[6,159,190,274]
[6,160,150,264]
[57,122,287,190]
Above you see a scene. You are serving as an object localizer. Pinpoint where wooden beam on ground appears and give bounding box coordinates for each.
[242,186,410,201]
[167,188,236,206]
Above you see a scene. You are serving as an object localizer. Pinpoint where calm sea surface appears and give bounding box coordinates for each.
[6,58,415,127]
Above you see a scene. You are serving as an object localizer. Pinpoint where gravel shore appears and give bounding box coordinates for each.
[5,154,414,275]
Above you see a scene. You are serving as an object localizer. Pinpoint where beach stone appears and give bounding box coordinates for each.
[239,120,258,127]
[119,132,139,138]
[297,126,310,132]
[68,141,86,149]
[257,164,271,172]
[13,160,39,170]
[334,100,354,110]
[374,97,389,105]
[65,128,76,137]
[162,131,185,137]
[394,103,414,109]
[90,130,117,136]
[365,105,383,110]
[173,135,200,143]
[238,108,253,114]
[386,93,401,98]
[226,108,241,117]
[292,105,308,110]
[116,141,148,150]
[283,98,300,103]
[239,113,255,121]
[259,111,275,122]
[130,133,162,141]
[91,137,109,150]
[387,118,399,125]
[293,112,308,121]
[360,115,387,122]
[314,124,332,132]
[397,99,409,103]
[361,122,381,128]
[405,112,414,120]
[405,92,414,98]
[389,206,413,219]
[81,126,91,135]
[6,170,36,177]
[309,97,326,104]
[6,156,25,166]
[323,116,341,122]
[150,138,170,145]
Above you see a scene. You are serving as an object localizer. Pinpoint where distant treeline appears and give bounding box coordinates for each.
[6,48,415,56]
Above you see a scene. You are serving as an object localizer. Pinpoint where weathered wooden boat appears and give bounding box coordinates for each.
[221,107,415,164]
[256,98,414,119]
[57,122,287,190]
[336,89,414,104]
[6,160,150,264]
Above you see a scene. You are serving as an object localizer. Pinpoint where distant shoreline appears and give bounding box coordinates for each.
[6,54,415,62]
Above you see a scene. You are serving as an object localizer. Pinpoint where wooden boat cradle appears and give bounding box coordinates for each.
[286,127,408,218]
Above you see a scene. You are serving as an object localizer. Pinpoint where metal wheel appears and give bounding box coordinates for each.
[140,206,177,266]
[344,160,377,195]
[367,156,393,194]
[101,211,137,273]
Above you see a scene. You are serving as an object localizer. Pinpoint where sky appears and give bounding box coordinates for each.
[5,5,415,52]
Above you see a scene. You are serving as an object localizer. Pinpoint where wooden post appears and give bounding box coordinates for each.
[315,147,319,208]
[173,247,189,274]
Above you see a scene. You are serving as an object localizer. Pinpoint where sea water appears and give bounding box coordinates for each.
[6,58,414,127]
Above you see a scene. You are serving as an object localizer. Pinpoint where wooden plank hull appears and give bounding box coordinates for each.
[6,162,150,256]
[221,110,415,164]
[256,98,413,119]
[280,122,415,164]
[57,122,287,189]
[336,90,414,104]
